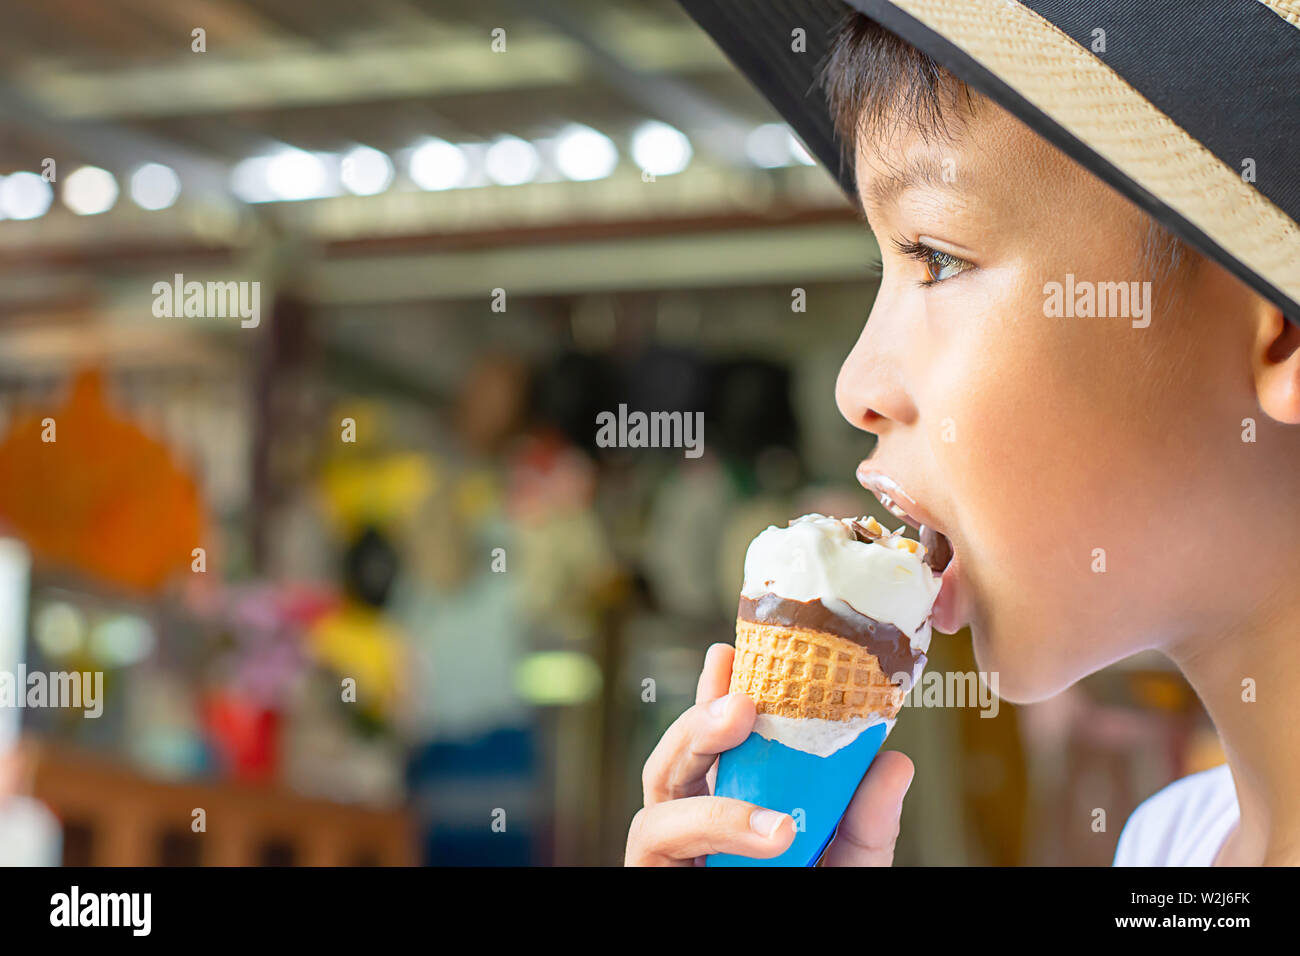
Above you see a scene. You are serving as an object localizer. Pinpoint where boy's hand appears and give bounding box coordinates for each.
[624,642,914,866]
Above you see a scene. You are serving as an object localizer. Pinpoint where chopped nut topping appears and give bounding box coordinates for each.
[846,515,889,543]
[845,515,894,544]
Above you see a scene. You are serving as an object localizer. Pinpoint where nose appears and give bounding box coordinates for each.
[834,306,916,436]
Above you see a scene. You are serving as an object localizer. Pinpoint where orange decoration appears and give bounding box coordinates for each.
[0,368,203,593]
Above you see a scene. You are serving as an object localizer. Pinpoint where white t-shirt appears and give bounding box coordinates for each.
[0,796,61,866]
[1113,764,1239,866]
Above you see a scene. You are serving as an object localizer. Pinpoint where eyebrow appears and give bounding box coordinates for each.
[860,154,961,213]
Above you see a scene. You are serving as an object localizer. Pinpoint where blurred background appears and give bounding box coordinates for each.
[0,0,1224,866]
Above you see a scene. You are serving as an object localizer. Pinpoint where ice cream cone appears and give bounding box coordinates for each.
[706,514,940,867]
[708,619,901,867]
[729,619,905,722]
[708,718,888,867]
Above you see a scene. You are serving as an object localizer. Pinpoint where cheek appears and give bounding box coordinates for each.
[926,303,1074,570]
[924,298,1190,688]
[937,378,1113,696]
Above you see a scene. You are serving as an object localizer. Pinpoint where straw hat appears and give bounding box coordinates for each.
[679,0,1300,321]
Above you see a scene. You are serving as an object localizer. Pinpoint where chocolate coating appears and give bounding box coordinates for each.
[737,593,924,685]
[921,525,953,573]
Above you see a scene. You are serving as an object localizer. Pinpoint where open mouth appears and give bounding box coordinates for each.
[856,468,954,576]
[919,525,954,575]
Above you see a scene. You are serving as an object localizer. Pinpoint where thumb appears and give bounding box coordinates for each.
[819,750,914,867]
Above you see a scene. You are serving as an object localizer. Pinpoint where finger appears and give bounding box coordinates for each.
[625,796,795,866]
[696,643,741,798]
[695,642,735,706]
[819,750,914,867]
[642,691,756,806]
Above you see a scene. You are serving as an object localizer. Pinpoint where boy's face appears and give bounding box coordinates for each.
[837,98,1272,702]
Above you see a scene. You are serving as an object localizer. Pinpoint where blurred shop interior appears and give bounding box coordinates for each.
[0,0,1224,865]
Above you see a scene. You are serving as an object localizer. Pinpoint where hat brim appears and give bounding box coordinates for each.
[680,0,1300,323]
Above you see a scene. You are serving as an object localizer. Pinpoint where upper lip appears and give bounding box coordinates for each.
[855,464,944,534]
[857,464,955,575]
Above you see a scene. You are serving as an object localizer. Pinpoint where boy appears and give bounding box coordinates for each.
[626,2,1300,865]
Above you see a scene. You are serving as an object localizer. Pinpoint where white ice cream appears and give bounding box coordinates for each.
[753,713,895,759]
[739,514,941,755]
[741,514,940,654]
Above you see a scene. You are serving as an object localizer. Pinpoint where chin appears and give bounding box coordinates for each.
[969,624,1074,705]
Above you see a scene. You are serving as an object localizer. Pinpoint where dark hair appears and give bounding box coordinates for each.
[822,13,974,160]
[822,13,1192,278]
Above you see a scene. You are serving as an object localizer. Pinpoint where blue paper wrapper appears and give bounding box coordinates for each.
[706,721,890,867]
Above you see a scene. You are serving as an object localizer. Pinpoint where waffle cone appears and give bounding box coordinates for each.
[729,618,905,721]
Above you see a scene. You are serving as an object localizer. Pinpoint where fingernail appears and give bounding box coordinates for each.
[708,694,732,717]
[750,808,787,838]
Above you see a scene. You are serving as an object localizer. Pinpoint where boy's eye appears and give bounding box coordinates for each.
[890,236,972,286]
[921,248,967,283]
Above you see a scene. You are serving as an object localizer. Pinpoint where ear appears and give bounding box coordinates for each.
[1252,304,1300,425]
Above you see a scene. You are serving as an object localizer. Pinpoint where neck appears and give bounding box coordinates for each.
[1166,576,1300,865]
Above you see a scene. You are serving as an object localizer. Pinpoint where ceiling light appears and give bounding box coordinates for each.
[484,135,540,186]
[230,156,272,203]
[265,148,330,201]
[130,163,181,210]
[409,138,468,191]
[631,121,692,177]
[340,145,394,196]
[63,166,119,215]
[746,124,793,168]
[0,172,54,220]
[554,124,618,182]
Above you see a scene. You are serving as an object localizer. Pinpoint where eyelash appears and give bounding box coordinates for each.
[867,237,973,286]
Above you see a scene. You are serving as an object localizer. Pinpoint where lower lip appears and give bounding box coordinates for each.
[930,551,966,634]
